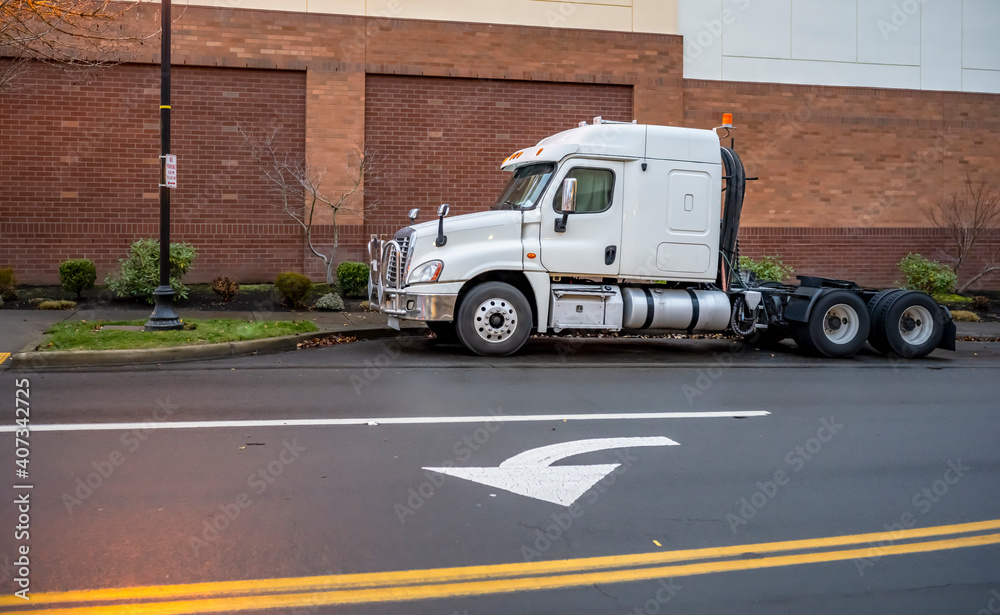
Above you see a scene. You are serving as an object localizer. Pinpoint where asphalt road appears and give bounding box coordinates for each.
[0,337,998,614]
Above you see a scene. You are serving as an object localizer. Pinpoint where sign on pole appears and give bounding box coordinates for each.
[163,154,177,189]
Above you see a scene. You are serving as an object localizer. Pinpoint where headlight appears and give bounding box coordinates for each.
[408,260,444,284]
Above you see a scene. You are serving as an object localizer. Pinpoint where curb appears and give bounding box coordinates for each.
[10,326,428,370]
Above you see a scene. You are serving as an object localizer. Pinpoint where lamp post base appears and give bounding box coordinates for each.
[145,286,183,331]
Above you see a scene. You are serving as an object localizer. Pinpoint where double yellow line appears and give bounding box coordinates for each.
[5,519,1000,614]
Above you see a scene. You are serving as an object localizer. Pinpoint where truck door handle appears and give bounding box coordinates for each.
[605,245,617,265]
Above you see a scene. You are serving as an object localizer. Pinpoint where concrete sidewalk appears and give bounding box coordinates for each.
[1,305,998,370]
[1,306,426,369]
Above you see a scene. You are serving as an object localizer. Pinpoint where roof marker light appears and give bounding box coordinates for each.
[536,148,544,156]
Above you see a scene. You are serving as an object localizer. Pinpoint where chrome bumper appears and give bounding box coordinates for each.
[380,291,457,321]
[367,234,457,321]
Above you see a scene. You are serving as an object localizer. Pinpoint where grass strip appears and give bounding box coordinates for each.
[41,319,318,351]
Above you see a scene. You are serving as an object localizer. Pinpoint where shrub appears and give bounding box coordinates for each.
[275,272,312,308]
[898,253,956,296]
[972,295,990,312]
[38,300,77,310]
[59,259,97,299]
[951,310,980,322]
[316,292,345,311]
[211,276,240,302]
[336,261,370,298]
[0,267,17,301]
[105,239,198,303]
[738,254,795,283]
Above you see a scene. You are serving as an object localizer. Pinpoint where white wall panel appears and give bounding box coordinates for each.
[723,56,921,89]
[857,0,921,66]
[963,69,1000,94]
[679,0,723,80]
[791,0,856,62]
[920,0,963,91]
[963,0,1000,70]
[722,0,791,59]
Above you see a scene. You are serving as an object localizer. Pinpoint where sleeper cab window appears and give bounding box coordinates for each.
[553,168,615,214]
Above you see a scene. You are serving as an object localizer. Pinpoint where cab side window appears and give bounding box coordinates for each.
[553,168,615,213]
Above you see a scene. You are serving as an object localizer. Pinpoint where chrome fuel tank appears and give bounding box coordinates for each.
[621,287,731,331]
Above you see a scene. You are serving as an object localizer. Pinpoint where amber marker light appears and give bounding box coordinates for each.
[722,113,733,128]
[527,253,537,259]
[536,148,544,156]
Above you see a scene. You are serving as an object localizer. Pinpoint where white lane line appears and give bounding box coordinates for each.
[0,411,770,433]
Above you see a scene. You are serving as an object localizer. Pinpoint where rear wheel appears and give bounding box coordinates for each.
[456,282,532,356]
[866,288,905,354]
[793,290,870,358]
[872,291,943,358]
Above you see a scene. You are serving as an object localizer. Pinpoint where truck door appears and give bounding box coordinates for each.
[539,159,625,277]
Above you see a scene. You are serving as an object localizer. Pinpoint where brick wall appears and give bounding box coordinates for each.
[2,5,999,289]
[685,79,1000,289]
[0,63,306,284]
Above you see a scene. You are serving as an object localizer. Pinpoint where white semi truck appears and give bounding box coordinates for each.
[367,116,955,358]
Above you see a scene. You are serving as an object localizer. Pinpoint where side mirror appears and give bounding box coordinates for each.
[408,208,420,223]
[435,203,450,247]
[555,177,577,233]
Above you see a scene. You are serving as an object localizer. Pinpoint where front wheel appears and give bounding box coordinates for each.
[456,282,532,356]
[793,290,870,358]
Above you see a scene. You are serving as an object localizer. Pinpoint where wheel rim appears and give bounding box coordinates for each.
[822,303,860,345]
[473,297,518,343]
[898,305,933,346]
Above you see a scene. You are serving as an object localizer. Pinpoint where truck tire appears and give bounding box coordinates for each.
[871,291,943,359]
[866,288,905,354]
[456,282,532,356]
[426,321,460,345]
[792,290,870,358]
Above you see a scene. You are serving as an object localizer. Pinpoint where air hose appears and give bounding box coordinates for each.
[719,147,746,290]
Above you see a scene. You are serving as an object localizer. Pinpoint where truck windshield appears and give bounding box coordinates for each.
[492,163,555,210]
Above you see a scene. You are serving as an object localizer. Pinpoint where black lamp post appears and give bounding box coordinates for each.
[145,0,182,331]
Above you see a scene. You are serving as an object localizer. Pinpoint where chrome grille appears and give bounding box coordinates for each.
[384,232,413,288]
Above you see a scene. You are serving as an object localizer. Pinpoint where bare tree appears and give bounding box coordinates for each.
[240,126,381,284]
[0,0,157,91]
[928,175,1000,292]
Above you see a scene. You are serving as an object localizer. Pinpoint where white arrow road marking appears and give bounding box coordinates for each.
[424,436,678,506]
